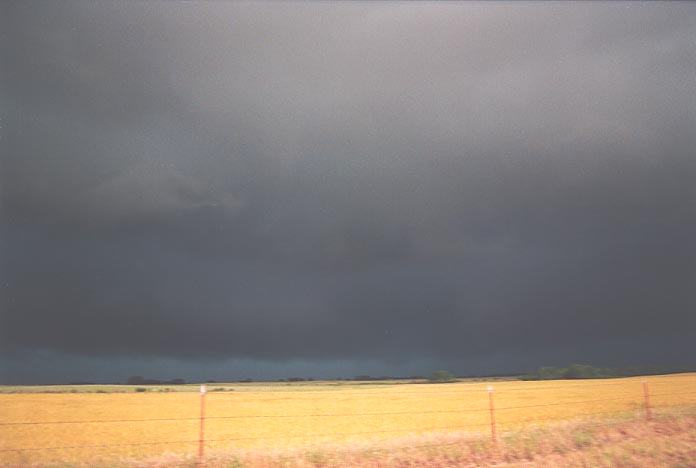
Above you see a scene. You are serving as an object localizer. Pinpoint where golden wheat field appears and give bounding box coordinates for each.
[1,373,695,466]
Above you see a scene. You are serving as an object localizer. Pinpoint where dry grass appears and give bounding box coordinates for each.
[1,373,695,466]
[146,413,696,467]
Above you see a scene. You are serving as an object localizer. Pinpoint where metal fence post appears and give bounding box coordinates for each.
[198,384,207,467]
[642,380,652,421]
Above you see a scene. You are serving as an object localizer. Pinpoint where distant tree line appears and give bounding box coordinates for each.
[117,365,691,386]
[520,364,692,381]
[351,375,424,381]
[126,376,186,385]
[277,375,426,382]
[428,370,457,383]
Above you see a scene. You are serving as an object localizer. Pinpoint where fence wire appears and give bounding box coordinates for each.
[1,386,694,457]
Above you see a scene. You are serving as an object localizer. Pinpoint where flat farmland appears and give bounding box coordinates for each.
[1,373,695,466]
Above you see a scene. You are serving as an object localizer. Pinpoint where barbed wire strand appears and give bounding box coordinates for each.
[2,401,695,454]
[3,390,695,427]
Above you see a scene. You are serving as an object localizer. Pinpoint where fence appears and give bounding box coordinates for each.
[1,379,696,467]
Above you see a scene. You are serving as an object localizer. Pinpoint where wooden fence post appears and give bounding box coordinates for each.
[487,385,497,444]
[642,380,652,421]
[198,384,207,467]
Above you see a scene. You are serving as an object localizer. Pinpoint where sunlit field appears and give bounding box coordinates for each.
[1,373,695,466]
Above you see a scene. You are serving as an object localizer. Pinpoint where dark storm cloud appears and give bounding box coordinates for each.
[1,2,695,381]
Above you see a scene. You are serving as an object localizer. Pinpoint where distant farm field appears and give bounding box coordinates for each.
[1,373,695,466]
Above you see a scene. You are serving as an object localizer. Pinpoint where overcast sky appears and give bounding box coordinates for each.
[1,1,695,384]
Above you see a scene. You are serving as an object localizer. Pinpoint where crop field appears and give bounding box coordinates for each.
[1,373,695,466]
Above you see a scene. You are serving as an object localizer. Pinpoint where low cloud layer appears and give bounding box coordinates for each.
[1,2,695,382]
